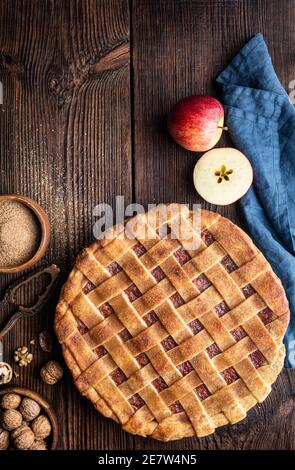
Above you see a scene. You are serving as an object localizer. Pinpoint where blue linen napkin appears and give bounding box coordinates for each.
[216,33,295,367]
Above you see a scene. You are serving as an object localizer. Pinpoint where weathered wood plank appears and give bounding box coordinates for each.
[0,0,132,450]
[132,0,295,450]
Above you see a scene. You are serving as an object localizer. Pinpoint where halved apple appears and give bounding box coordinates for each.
[193,148,253,205]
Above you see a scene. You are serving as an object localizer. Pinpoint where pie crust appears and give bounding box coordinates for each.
[55,205,289,440]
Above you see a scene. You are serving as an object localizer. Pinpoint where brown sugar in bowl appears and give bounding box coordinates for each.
[0,387,58,450]
[0,194,50,274]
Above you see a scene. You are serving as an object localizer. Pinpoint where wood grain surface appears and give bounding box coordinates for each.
[0,0,294,450]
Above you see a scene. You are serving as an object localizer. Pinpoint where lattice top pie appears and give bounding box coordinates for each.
[55,205,289,441]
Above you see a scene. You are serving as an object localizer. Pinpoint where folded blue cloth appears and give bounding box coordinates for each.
[216,33,295,367]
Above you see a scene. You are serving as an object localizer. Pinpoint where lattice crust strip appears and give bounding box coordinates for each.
[55,205,289,441]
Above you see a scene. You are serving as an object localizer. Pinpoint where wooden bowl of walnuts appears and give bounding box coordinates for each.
[0,387,58,450]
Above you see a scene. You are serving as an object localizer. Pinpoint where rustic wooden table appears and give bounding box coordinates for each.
[0,0,294,451]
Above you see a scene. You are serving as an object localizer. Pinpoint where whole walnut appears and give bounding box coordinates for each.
[30,439,47,450]
[40,360,63,385]
[0,428,9,450]
[0,393,21,410]
[0,409,22,431]
[31,415,52,439]
[11,425,35,450]
[19,397,41,421]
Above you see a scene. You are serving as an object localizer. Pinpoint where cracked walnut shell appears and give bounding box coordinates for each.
[19,397,41,421]
[39,330,53,353]
[40,360,63,385]
[0,362,13,385]
[31,415,51,439]
[14,346,33,367]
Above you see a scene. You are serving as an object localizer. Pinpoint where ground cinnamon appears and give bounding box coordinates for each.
[0,200,41,267]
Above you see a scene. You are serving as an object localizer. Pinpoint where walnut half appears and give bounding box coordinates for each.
[0,362,13,385]
[14,346,33,367]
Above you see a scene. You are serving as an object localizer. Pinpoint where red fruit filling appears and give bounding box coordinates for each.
[170,292,185,308]
[221,255,238,273]
[82,281,95,294]
[206,343,221,358]
[135,352,150,367]
[76,318,89,335]
[221,367,239,385]
[196,384,211,401]
[174,247,191,266]
[107,261,122,276]
[169,401,184,414]
[151,266,166,282]
[231,326,247,341]
[193,273,211,293]
[110,368,127,386]
[188,319,203,335]
[94,345,107,359]
[177,361,194,376]
[143,311,159,326]
[132,242,147,258]
[258,307,274,325]
[129,394,145,411]
[242,284,255,298]
[201,229,215,246]
[161,336,177,351]
[125,284,142,302]
[118,329,132,342]
[100,303,115,318]
[152,377,168,392]
[249,350,267,368]
[214,301,230,317]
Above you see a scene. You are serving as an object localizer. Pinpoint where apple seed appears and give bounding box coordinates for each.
[215,164,234,183]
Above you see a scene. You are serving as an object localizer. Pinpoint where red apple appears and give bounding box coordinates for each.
[167,95,226,152]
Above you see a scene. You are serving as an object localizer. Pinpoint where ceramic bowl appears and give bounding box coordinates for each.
[0,194,50,274]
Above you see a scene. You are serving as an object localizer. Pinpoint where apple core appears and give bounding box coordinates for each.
[193,148,253,205]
